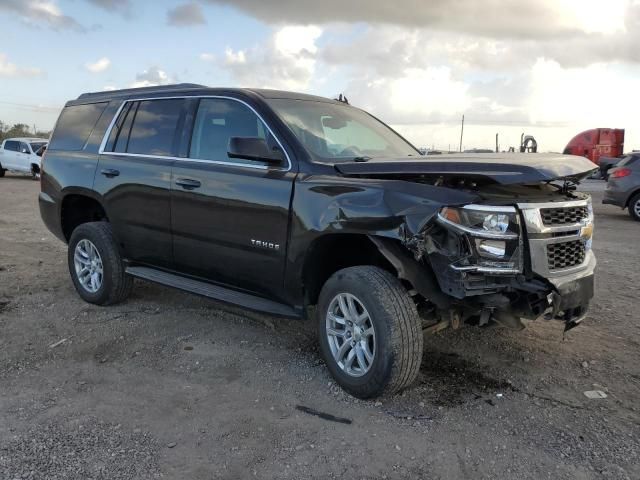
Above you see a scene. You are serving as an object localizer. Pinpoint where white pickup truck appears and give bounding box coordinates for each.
[0,137,48,179]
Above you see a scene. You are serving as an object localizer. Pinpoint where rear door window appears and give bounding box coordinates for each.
[48,102,109,151]
[126,99,185,156]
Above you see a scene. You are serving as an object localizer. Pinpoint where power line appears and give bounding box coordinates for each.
[0,100,61,113]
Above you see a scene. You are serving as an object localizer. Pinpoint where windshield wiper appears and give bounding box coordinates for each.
[353,156,372,162]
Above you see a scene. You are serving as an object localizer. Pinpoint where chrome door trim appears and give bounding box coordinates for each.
[98,95,293,172]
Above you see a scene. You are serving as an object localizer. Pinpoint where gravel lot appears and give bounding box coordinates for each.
[1,175,639,479]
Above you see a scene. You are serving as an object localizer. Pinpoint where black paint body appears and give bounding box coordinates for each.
[39,85,597,314]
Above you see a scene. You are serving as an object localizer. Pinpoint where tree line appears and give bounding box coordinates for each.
[0,121,51,143]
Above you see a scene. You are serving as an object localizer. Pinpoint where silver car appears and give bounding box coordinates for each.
[603,153,640,221]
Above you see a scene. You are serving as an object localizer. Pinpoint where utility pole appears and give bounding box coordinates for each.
[459,115,464,152]
[495,133,499,153]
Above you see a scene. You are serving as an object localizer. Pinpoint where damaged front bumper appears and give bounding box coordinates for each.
[417,198,596,331]
[548,253,595,330]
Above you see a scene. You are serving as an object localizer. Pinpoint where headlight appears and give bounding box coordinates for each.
[438,205,519,239]
[437,204,522,273]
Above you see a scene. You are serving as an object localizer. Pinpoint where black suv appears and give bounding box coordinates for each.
[40,84,597,398]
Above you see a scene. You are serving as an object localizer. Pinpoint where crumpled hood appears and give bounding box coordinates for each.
[334,153,597,185]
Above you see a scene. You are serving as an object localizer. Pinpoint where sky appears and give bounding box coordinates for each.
[1,0,639,152]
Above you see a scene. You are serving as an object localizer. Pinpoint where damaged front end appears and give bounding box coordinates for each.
[407,198,595,332]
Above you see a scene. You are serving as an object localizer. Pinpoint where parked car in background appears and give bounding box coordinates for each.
[598,156,622,180]
[0,137,48,179]
[603,153,640,221]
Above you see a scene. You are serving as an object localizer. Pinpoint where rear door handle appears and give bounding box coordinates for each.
[175,178,201,190]
[101,168,120,178]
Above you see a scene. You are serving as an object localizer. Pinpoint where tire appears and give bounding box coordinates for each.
[317,266,423,399]
[0,164,5,177]
[629,192,640,222]
[68,222,133,305]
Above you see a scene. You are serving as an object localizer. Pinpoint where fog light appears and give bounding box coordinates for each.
[475,239,507,258]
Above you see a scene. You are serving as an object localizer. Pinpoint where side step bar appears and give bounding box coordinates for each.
[126,266,301,318]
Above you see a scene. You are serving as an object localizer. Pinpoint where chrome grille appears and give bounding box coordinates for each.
[547,240,586,270]
[540,206,588,226]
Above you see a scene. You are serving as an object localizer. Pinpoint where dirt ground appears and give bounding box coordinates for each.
[1,174,639,480]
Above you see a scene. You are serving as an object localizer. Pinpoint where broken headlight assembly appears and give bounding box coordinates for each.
[437,205,522,274]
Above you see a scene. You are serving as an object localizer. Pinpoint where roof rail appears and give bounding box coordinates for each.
[77,83,206,100]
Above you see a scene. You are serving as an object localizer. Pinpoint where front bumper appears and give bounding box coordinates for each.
[425,198,596,329]
[548,252,595,328]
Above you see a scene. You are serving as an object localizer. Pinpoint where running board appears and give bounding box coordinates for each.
[125,266,301,318]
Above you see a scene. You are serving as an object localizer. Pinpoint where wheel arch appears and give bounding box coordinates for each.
[301,233,397,307]
[625,187,640,208]
[301,233,451,309]
[60,189,109,241]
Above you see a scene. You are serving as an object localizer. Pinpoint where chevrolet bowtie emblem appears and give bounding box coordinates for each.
[580,224,593,240]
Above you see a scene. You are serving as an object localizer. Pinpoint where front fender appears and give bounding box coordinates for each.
[284,174,479,302]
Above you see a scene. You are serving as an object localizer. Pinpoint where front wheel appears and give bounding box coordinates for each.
[629,193,640,222]
[317,266,423,399]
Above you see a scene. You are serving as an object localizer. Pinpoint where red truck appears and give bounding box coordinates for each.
[563,128,625,166]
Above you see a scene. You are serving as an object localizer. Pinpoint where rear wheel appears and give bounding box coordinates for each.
[68,222,133,305]
[317,266,423,399]
[629,193,640,222]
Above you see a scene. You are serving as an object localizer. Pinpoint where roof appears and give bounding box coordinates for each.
[74,83,338,104]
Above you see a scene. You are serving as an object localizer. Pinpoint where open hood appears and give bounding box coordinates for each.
[334,153,597,185]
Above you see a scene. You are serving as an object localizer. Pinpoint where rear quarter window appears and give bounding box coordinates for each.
[618,155,639,166]
[48,102,109,151]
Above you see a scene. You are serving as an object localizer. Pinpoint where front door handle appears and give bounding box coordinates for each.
[175,178,201,190]
[101,168,120,178]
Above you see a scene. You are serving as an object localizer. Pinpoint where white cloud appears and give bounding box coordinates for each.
[529,59,640,127]
[130,66,172,87]
[85,57,111,73]
[0,0,87,32]
[389,68,470,119]
[204,0,630,39]
[222,25,322,90]
[224,49,246,65]
[199,53,215,62]
[0,53,43,78]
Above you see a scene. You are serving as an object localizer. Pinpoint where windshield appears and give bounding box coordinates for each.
[267,99,419,162]
[30,142,46,151]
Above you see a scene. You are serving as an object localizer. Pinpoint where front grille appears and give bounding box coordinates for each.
[540,206,588,225]
[547,240,586,270]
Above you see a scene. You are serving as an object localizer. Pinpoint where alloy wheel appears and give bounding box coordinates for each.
[325,293,376,377]
[73,239,104,293]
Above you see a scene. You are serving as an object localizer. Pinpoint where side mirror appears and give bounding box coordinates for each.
[22,148,30,154]
[227,137,284,166]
